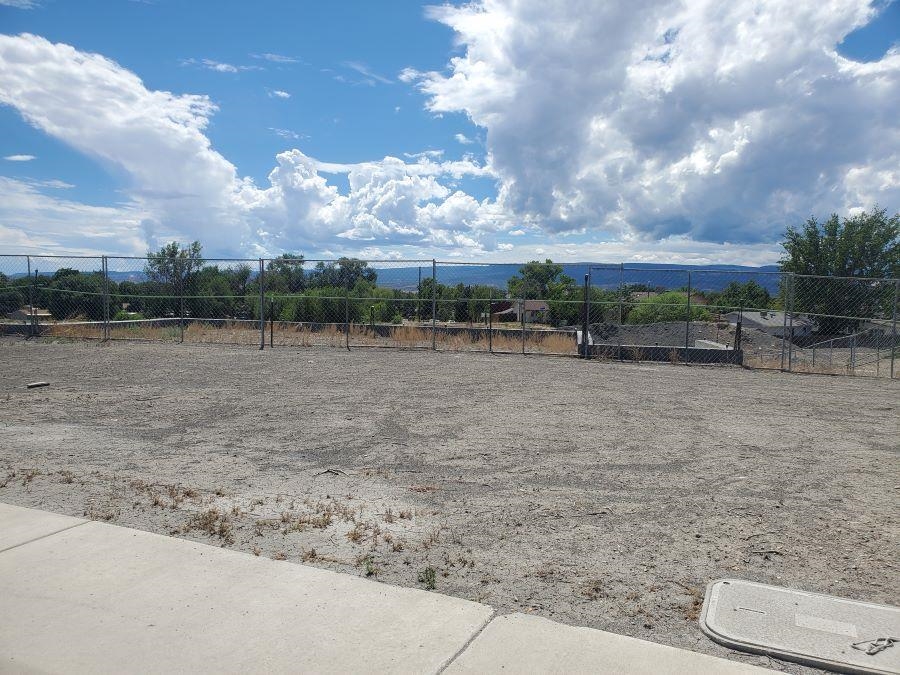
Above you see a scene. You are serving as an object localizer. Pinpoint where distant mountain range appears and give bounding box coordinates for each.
[376,263,783,293]
[8,262,784,294]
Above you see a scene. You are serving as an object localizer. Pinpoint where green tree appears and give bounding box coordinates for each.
[780,207,899,331]
[267,254,305,293]
[52,268,80,281]
[0,271,23,314]
[627,291,710,324]
[308,258,377,289]
[508,260,568,299]
[781,207,899,278]
[708,281,772,311]
[144,241,204,296]
[47,272,109,320]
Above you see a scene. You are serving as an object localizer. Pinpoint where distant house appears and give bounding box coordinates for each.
[489,300,550,323]
[6,306,52,322]
[725,310,815,338]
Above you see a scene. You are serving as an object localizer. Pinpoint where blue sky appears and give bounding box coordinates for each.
[0,0,897,264]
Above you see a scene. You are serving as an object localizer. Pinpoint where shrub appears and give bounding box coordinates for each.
[627,292,711,324]
[113,310,144,321]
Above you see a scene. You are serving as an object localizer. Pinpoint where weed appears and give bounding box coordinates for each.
[391,539,405,553]
[273,551,287,561]
[85,506,118,521]
[581,579,606,600]
[681,585,704,621]
[534,564,557,580]
[418,566,437,590]
[359,555,378,577]
[409,484,439,493]
[398,509,413,520]
[383,508,395,523]
[59,470,75,484]
[185,508,234,544]
[22,468,40,486]
[0,470,16,488]
[252,546,261,556]
[301,548,319,562]
[346,522,366,543]
[421,527,442,549]
[310,511,333,529]
[214,487,226,497]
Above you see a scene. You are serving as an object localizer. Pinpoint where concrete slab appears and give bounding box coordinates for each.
[0,520,493,674]
[0,502,86,552]
[701,579,900,675]
[445,613,773,674]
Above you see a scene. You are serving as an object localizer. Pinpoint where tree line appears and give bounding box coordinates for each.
[1,207,896,332]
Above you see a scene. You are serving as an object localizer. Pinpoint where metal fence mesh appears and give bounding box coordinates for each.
[1,254,896,378]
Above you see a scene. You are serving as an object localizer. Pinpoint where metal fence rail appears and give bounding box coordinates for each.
[1,254,897,378]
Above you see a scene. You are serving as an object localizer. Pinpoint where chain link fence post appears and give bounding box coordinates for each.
[787,274,796,371]
[891,279,898,379]
[488,293,493,353]
[618,263,624,361]
[685,270,692,349]
[26,256,33,339]
[780,273,791,371]
[520,297,525,354]
[431,259,437,351]
[581,270,591,360]
[102,255,110,341]
[258,258,265,350]
[344,284,350,351]
[31,264,39,339]
[178,274,185,344]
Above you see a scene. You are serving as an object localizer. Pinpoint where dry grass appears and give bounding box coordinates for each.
[272,323,346,348]
[581,579,606,600]
[91,318,579,354]
[183,508,234,544]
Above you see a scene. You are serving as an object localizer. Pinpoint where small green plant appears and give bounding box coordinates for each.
[113,309,144,321]
[418,566,436,590]
[362,555,378,577]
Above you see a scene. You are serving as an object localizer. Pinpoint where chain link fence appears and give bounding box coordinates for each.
[1,254,897,378]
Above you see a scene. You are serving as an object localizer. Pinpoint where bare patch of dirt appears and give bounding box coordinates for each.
[1,337,898,673]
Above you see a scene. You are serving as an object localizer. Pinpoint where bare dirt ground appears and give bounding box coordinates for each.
[1,337,898,672]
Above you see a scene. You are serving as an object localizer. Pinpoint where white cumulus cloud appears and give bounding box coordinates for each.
[4,153,35,161]
[0,33,506,258]
[407,0,900,245]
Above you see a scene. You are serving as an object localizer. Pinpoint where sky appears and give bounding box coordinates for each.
[0,0,898,265]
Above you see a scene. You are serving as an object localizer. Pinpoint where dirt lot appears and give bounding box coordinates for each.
[1,337,898,672]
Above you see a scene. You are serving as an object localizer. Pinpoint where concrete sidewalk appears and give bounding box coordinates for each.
[0,503,771,674]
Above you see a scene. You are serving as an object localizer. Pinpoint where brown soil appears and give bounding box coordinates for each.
[1,337,898,673]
